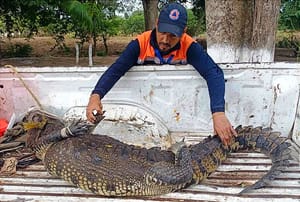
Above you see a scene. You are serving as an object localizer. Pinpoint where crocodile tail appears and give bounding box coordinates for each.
[232,125,292,194]
[189,135,228,184]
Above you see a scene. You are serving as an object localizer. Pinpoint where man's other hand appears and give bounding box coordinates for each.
[212,112,237,146]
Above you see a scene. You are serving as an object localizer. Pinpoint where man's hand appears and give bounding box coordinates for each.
[86,94,103,123]
[212,112,237,146]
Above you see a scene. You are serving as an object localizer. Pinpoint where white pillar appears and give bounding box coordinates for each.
[88,43,93,66]
[75,43,80,65]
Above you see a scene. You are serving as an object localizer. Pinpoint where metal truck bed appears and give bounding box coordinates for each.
[0,136,299,202]
[0,63,299,201]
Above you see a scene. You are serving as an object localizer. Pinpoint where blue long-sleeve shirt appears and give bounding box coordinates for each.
[92,31,225,113]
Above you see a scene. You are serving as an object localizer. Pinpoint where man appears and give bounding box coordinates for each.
[86,3,237,145]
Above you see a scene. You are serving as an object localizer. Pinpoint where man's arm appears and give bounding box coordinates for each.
[91,39,140,98]
[86,39,140,122]
[187,42,225,113]
[187,42,237,145]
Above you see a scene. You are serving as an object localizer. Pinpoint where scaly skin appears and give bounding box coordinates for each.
[188,125,291,194]
[23,109,291,196]
[43,134,193,196]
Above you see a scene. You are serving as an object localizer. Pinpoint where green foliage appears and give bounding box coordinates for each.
[96,50,106,56]
[4,43,33,57]
[0,1,63,37]
[60,0,122,55]
[117,0,142,18]
[159,0,206,35]
[277,37,300,50]
[0,17,6,34]
[0,0,123,55]
[279,0,300,30]
[190,0,205,18]
[186,9,205,36]
[121,11,145,35]
[276,31,300,52]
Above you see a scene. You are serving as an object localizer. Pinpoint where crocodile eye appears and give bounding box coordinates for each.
[32,114,43,122]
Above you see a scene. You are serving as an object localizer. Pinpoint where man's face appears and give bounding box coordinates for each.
[156,28,181,52]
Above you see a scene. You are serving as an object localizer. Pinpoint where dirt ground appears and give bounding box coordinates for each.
[0,36,132,67]
[0,36,299,67]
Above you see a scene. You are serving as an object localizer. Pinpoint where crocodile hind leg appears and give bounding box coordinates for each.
[144,143,193,190]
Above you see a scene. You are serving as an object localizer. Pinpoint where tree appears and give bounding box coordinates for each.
[0,1,63,38]
[0,0,123,57]
[62,0,121,56]
[141,0,204,32]
[121,11,145,35]
[0,0,75,56]
[205,0,281,63]
[186,9,205,37]
[142,0,159,30]
[279,0,300,30]
[190,0,205,33]
[117,0,142,18]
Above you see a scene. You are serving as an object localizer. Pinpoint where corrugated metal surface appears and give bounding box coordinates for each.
[0,135,299,202]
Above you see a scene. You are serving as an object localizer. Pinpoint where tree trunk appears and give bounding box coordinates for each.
[142,0,158,31]
[93,33,97,57]
[205,0,281,63]
[101,34,108,55]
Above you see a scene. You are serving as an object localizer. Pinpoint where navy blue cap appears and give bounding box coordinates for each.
[158,3,187,37]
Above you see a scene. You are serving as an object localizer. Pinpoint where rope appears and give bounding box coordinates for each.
[4,64,43,109]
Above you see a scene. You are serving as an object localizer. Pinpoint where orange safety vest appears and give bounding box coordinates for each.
[136,30,195,65]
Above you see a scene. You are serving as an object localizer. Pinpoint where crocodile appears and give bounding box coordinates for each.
[13,108,291,196]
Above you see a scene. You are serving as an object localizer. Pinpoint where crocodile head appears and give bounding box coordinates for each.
[23,108,65,155]
[23,108,103,160]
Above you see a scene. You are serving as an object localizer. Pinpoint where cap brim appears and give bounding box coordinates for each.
[158,22,183,37]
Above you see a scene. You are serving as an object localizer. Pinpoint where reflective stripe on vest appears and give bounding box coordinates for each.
[136,31,195,65]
